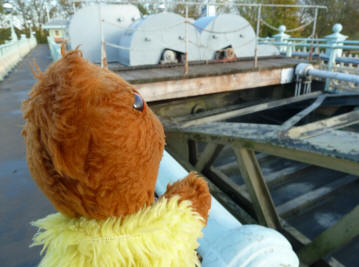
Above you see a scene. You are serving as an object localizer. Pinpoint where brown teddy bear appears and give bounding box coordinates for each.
[22,47,211,266]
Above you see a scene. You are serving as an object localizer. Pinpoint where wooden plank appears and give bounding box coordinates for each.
[134,68,287,102]
[234,147,281,229]
[195,144,223,172]
[280,94,327,131]
[181,92,321,127]
[286,110,359,139]
[298,204,359,265]
[277,175,358,217]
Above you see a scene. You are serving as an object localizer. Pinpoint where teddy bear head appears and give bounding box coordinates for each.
[22,48,165,219]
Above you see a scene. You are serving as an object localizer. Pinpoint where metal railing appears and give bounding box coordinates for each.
[259,23,359,91]
[94,1,326,70]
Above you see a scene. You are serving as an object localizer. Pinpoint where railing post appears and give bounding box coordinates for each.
[287,41,294,57]
[254,4,261,68]
[184,4,189,75]
[324,24,348,91]
[273,25,290,55]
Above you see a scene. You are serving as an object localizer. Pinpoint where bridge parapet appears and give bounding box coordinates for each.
[0,35,37,81]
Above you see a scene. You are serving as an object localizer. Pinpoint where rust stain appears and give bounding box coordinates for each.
[135,69,286,102]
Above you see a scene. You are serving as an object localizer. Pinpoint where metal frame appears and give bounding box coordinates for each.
[164,92,359,265]
[84,0,326,72]
[71,0,327,9]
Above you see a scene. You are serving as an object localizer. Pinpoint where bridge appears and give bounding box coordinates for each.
[0,45,55,266]
[1,36,359,266]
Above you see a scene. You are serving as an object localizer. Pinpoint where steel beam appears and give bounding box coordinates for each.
[280,94,327,132]
[286,110,359,139]
[298,204,359,265]
[166,122,359,176]
[195,143,223,172]
[234,147,281,229]
[181,92,321,127]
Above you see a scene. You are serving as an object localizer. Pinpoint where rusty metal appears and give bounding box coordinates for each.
[163,91,359,266]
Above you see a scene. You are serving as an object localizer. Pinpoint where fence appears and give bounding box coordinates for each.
[259,23,359,91]
[46,2,359,91]
[0,34,37,81]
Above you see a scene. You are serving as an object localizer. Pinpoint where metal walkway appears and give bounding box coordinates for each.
[0,44,55,267]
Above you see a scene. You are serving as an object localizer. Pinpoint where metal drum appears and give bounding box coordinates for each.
[118,12,201,66]
[194,14,278,60]
[67,4,140,63]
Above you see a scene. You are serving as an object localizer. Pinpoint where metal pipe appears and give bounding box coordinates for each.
[98,5,106,68]
[311,8,318,38]
[309,69,359,84]
[254,5,261,68]
[184,4,189,75]
[296,63,359,84]
[262,42,359,50]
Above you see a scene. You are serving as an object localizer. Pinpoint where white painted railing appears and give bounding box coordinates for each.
[0,35,37,81]
[156,151,299,267]
[259,24,359,91]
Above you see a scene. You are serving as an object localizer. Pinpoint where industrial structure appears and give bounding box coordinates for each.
[1,1,359,266]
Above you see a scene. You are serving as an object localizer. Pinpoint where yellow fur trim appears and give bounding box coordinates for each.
[31,196,204,267]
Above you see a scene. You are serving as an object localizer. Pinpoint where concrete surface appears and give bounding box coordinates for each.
[0,44,55,267]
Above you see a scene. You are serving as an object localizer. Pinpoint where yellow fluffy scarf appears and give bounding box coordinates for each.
[31,196,204,267]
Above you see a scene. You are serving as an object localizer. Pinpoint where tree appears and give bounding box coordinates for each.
[302,0,359,39]
[137,3,149,16]
[171,0,202,19]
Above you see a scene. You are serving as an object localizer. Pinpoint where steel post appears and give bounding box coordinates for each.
[184,4,189,75]
[254,5,261,68]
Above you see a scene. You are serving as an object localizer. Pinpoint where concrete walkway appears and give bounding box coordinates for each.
[0,44,55,267]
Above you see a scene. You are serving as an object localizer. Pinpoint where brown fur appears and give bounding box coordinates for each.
[162,172,211,223]
[22,48,211,222]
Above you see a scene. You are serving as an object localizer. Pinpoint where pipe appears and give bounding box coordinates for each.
[309,69,359,84]
[296,63,359,84]
[156,151,299,267]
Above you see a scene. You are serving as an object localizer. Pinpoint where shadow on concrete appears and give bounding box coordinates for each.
[0,44,56,267]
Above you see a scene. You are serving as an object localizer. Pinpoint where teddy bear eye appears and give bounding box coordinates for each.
[133,93,144,112]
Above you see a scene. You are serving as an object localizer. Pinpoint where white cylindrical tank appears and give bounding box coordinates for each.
[118,12,201,66]
[67,4,140,63]
[156,151,299,267]
[194,14,256,60]
[194,14,278,60]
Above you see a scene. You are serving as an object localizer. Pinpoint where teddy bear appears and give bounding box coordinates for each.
[22,46,211,266]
